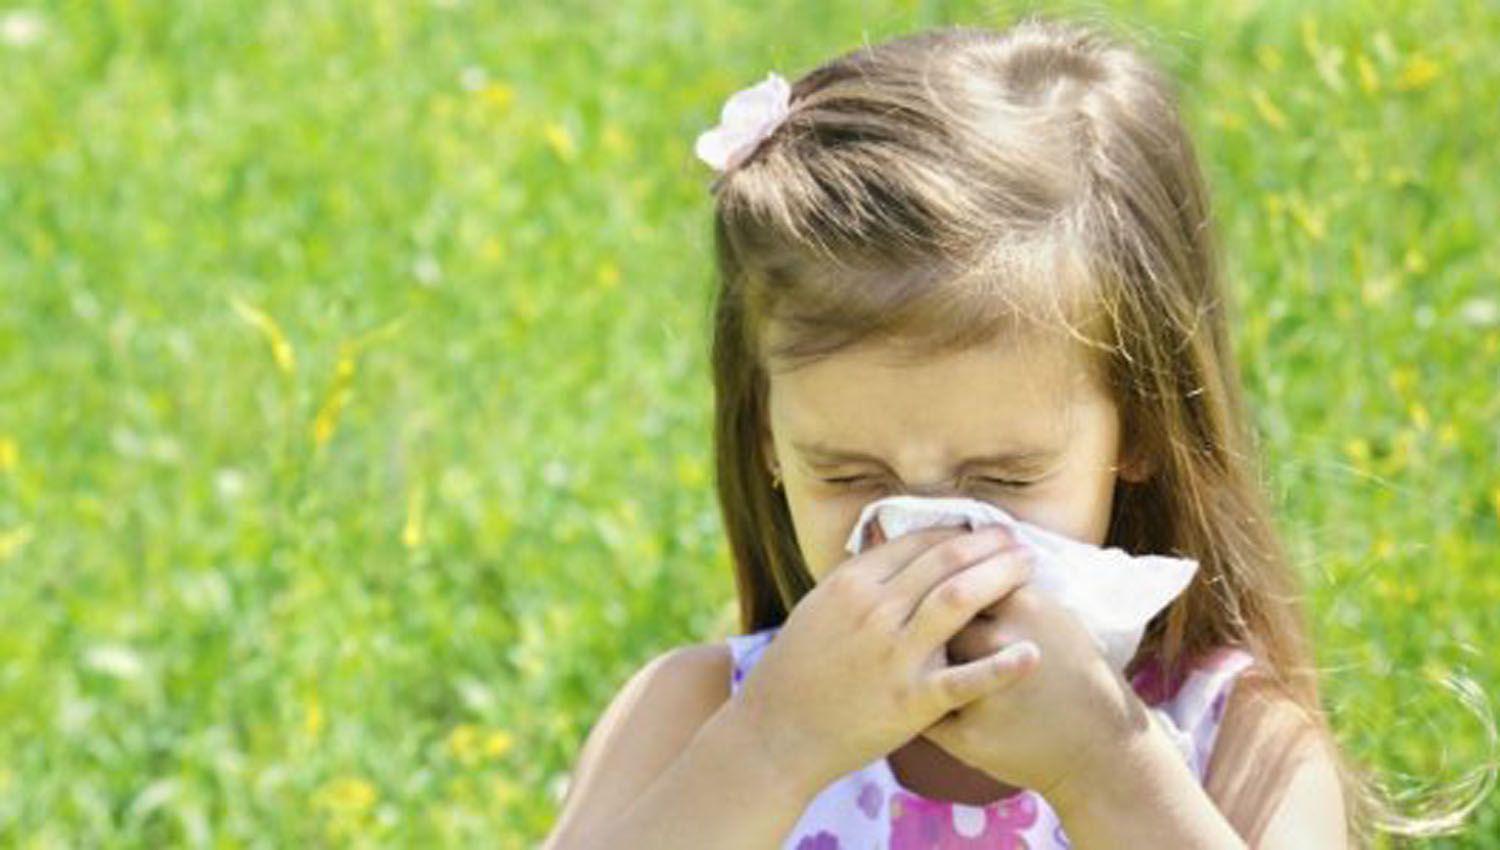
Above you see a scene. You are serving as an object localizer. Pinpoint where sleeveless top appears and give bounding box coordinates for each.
[725,626,1255,850]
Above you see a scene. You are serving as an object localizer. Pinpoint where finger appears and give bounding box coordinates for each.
[901,547,1034,653]
[945,618,1015,666]
[836,525,967,582]
[927,640,1041,711]
[880,524,1012,593]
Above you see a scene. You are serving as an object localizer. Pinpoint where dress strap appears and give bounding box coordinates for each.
[725,627,779,696]
[1150,646,1258,780]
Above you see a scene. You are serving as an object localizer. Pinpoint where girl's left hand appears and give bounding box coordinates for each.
[919,578,1149,798]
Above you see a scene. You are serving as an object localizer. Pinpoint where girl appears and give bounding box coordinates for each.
[543,16,1472,850]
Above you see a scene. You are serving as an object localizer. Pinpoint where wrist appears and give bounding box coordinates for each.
[714,699,835,806]
[1044,706,1190,819]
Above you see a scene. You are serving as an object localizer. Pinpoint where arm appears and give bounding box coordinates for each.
[1045,705,1250,849]
[1046,677,1348,850]
[542,642,822,850]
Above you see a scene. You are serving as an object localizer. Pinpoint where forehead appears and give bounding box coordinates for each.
[765,327,1107,450]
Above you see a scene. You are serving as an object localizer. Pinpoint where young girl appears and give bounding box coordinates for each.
[543,16,1472,850]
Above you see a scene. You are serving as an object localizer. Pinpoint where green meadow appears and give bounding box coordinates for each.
[1,0,1496,846]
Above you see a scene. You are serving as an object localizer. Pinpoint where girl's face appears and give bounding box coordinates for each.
[761,325,1149,581]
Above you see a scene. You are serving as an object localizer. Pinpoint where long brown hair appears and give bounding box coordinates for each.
[703,15,1487,848]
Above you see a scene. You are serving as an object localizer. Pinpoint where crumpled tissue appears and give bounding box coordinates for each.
[843,494,1197,677]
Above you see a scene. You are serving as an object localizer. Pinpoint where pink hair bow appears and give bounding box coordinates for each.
[694,72,791,172]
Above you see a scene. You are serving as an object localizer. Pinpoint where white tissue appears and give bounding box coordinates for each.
[844,495,1197,676]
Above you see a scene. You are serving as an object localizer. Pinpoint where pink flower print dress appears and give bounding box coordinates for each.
[726,626,1255,850]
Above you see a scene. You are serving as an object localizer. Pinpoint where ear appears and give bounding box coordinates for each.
[761,432,779,476]
[758,398,780,476]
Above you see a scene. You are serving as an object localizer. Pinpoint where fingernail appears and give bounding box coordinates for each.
[1001,641,1039,666]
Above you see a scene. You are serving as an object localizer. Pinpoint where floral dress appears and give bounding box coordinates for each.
[725,626,1255,849]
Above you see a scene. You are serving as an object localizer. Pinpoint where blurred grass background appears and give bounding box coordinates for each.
[0,0,1496,846]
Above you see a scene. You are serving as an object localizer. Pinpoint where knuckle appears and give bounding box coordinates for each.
[1006,583,1038,612]
[938,577,971,612]
[938,672,966,705]
[863,596,903,630]
[830,571,871,604]
[824,570,858,596]
[938,539,977,571]
[817,571,849,600]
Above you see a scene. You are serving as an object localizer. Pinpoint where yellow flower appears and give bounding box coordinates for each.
[1374,575,1395,600]
[0,526,33,560]
[0,436,15,472]
[1299,15,1320,59]
[1403,247,1427,274]
[312,347,357,449]
[480,236,506,266]
[1408,403,1430,432]
[1356,53,1380,94]
[231,296,296,376]
[596,261,620,291]
[1286,194,1326,241]
[1491,487,1500,524]
[674,455,706,488]
[1249,86,1287,131]
[1387,366,1417,397]
[479,82,515,111]
[544,122,577,161]
[485,730,514,759]
[448,723,482,765]
[1343,438,1370,467]
[317,776,377,814]
[1394,54,1441,91]
[402,481,426,550]
[1437,424,1458,447]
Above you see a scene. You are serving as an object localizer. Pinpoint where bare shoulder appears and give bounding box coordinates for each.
[1205,670,1350,849]
[545,640,733,844]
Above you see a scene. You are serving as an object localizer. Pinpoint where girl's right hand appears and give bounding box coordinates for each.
[730,525,1037,793]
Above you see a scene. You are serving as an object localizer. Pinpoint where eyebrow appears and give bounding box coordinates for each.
[791,439,1060,470]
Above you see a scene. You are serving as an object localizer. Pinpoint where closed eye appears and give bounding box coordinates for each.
[822,475,1035,489]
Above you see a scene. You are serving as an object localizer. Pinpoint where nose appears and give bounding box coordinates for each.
[866,517,997,549]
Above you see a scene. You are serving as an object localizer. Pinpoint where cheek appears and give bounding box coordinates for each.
[783,489,866,581]
[999,479,1112,546]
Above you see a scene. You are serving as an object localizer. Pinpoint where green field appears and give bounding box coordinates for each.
[1,0,1496,846]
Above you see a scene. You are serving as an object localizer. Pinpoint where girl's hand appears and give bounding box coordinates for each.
[919,579,1147,798]
[731,525,1039,794]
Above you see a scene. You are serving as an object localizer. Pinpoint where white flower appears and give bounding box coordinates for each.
[458,65,487,92]
[1,9,46,48]
[694,72,791,172]
[1459,297,1498,328]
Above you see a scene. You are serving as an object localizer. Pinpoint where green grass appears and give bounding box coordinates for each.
[0,0,1496,846]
